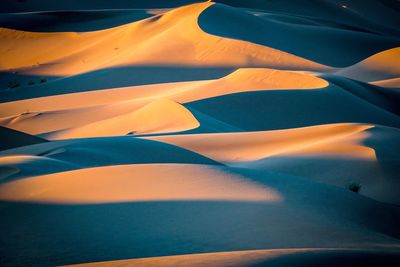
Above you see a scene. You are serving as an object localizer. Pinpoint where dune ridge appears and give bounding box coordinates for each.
[146,123,376,163]
[0,2,328,78]
[1,1,400,266]
[45,98,200,139]
[0,68,329,136]
[337,47,400,83]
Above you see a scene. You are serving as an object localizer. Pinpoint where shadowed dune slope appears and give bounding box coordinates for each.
[0,126,47,151]
[186,83,400,131]
[198,3,400,67]
[0,0,200,12]
[0,10,157,32]
[1,167,400,266]
[0,137,219,181]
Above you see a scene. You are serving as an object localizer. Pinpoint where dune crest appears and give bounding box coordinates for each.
[0,68,328,117]
[147,123,376,163]
[337,47,400,83]
[0,68,328,137]
[0,2,327,77]
[45,98,200,139]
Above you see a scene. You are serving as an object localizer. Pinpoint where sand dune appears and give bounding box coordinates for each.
[1,0,399,266]
[0,68,328,136]
[0,137,219,181]
[64,248,400,267]
[2,165,400,266]
[371,77,400,88]
[0,126,46,151]
[147,123,376,163]
[0,2,329,78]
[337,47,400,83]
[0,163,280,204]
[0,68,327,116]
[147,123,400,205]
[45,99,200,139]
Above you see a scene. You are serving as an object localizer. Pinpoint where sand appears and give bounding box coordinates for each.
[0,0,399,266]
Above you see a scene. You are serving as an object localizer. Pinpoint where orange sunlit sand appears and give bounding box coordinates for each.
[1,0,400,266]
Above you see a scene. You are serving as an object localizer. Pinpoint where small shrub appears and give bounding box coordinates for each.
[40,78,47,83]
[28,80,35,86]
[348,182,362,193]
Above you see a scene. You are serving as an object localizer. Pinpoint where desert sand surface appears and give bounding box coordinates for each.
[1,0,400,266]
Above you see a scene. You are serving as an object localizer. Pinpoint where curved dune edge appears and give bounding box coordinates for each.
[0,2,328,76]
[62,248,400,267]
[336,47,400,83]
[0,164,281,204]
[0,125,46,151]
[45,98,200,139]
[0,67,328,118]
[370,77,400,88]
[0,68,328,136]
[146,123,376,163]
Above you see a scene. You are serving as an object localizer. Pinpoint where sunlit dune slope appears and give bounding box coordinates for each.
[0,68,328,136]
[46,99,200,139]
[0,2,328,77]
[64,248,400,267]
[146,123,376,163]
[0,68,328,117]
[147,123,400,205]
[0,163,280,204]
[371,77,400,88]
[337,47,400,83]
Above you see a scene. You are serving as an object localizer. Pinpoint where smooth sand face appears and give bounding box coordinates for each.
[45,99,200,139]
[0,2,327,77]
[147,123,376,163]
[0,164,281,204]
